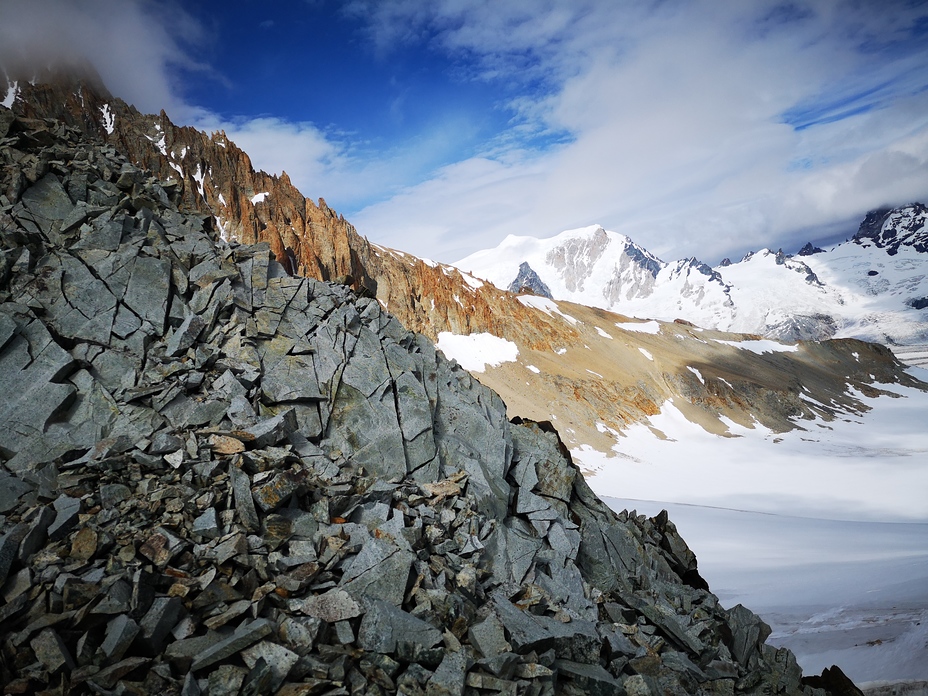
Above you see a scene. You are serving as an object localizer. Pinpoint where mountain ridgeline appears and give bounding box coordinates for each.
[0,82,872,693]
[456,207,928,347]
[3,73,921,466]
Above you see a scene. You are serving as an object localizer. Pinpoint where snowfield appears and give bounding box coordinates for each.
[579,367,928,684]
[436,331,519,373]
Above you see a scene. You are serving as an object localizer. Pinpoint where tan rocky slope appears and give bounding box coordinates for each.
[7,74,923,458]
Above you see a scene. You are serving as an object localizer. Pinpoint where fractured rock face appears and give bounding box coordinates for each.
[0,105,849,694]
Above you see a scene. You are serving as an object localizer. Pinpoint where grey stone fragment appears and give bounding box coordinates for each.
[18,504,55,561]
[0,528,25,587]
[300,589,362,623]
[251,469,307,512]
[30,628,75,673]
[553,659,624,696]
[241,658,273,696]
[139,526,185,567]
[241,641,299,692]
[468,614,510,659]
[0,471,34,513]
[89,656,152,690]
[2,568,32,603]
[123,255,172,332]
[207,664,247,695]
[357,599,441,654]
[340,536,412,606]
[0,316,76,465]
[21,174,74,235]
[483,522,543,587]
[621,592,703,655]
[23,253,118,341]
[426,650,468,696]
[545,617,601,664]
[261,352,324,403]
[99,614,140,664]
[226,395,257,427]
[74,215,124,251]
[99,483,131,509]
[480,652,520,679]
[333,620,354,644]
[278,616,321,654]
[165,632,226,665]
[93,580,132,615]
[210,533,246,565]
[600,626,637,658]
[48,495,80,541]
[0,313,18,352]
[241,409,298,448]
[138,596,185,654]
[166,312,205,357]
[322,328,408,482]
[727,604,772,667]
[182,671,201,696]
[150,432,184,455]
[190,618,273,671]
[661,650,707,679]
[230,465,260,532]
[489,592,552,655]
[192,507,220,539]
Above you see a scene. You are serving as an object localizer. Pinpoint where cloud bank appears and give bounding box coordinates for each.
[2,0,927,265]
[346,0,928,262]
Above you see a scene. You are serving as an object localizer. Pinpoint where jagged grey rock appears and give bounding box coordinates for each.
[357,599,442,654]
[100,614,141,664]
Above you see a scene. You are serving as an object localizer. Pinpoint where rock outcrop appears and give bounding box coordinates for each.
[0,106,854,693]
[853,203,928,256]
[508,262,553,298]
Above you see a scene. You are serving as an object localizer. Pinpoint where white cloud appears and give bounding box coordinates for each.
[2,0,926,266]
[346,0,928,263]
[0,0,205,117]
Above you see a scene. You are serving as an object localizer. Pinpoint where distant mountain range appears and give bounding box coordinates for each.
[455,205,928,346]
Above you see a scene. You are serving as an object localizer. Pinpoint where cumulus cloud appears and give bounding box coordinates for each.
[347,0,928,263]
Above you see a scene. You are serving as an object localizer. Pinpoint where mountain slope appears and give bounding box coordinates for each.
[5,72,923,463]
[6,105,863,695]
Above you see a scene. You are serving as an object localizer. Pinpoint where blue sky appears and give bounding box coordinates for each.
[2,0,928,264]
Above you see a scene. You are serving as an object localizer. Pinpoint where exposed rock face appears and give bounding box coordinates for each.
[764,314,838,343]
[797,242,824,256]
[0,106,851,694]
[853,203,928,256]
[508,262,553,298]
[4,72,558,347]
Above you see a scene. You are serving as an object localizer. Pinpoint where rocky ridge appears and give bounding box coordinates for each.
[3,72,543,345]
[0,103,867,693]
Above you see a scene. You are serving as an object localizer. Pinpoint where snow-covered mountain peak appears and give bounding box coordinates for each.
[458,205,928,345]
[456,223,674,309]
